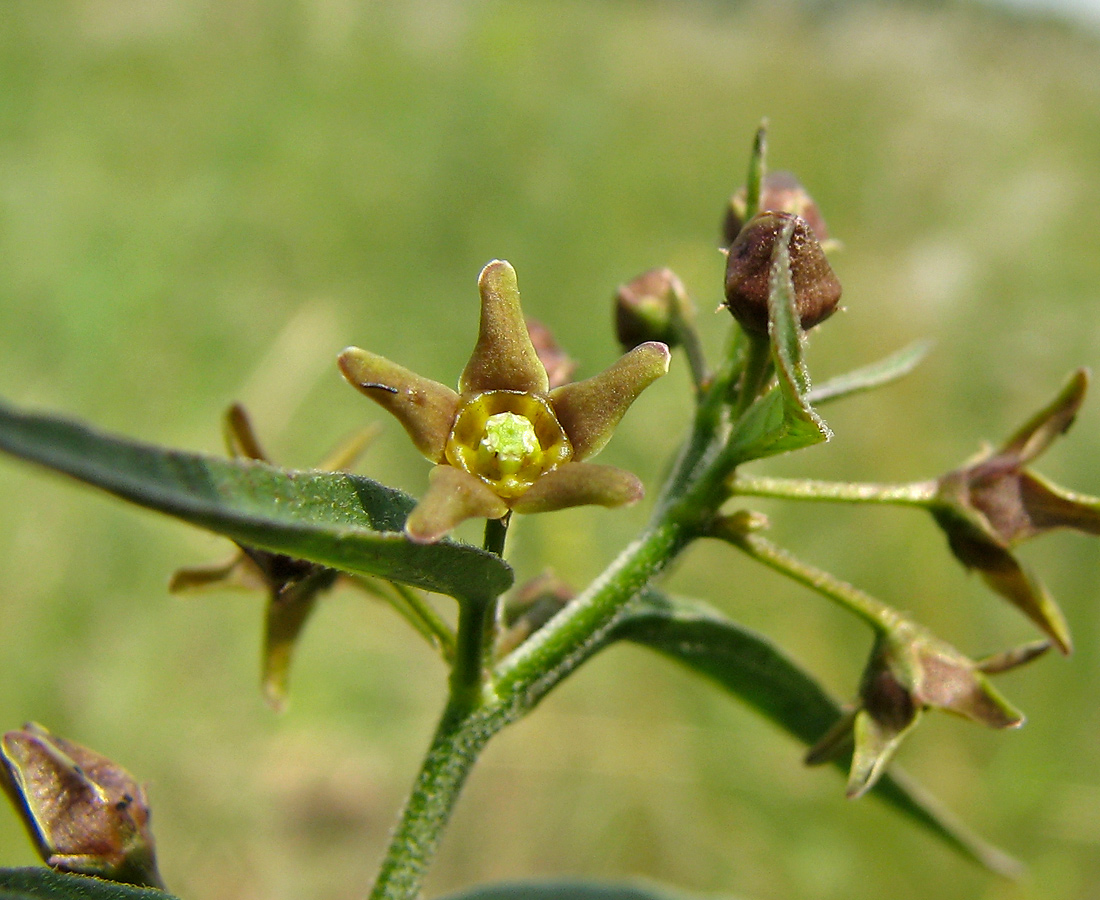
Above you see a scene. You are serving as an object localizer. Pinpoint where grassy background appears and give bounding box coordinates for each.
[2,1,1100,899]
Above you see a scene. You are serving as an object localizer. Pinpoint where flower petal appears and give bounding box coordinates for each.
[932,502,1073,653]
[262,571,337,712]
[978,555,1073,655]
[1000,368,1088,463]
[549,341,670,461]
[846,708,919,799]
[1019,471,1100,536]
[224,404,269,461]
[460,260,549,394]
[916,653,1024,728]
[339,347,459,463]
[405,465,509,543]
[510,462,643,514]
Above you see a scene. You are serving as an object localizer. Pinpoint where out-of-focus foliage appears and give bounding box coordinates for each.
[1,2,1098,900]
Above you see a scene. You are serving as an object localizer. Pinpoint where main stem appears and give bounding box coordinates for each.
[368,332,747,899]
[368,702,498,900]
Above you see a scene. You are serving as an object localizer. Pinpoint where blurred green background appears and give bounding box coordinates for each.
[2,1,1100,899]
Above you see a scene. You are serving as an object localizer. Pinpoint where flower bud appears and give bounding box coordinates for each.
[723,211,842,335]
[526,319,575,388]
[614,267,693,351]
[722,170,829,247]
[0,723,164,889]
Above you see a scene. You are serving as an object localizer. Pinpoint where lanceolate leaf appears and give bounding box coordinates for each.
[0,401,512,601]
[610,590,1021,877]
[807,340,932,406]
[0,869,180,900]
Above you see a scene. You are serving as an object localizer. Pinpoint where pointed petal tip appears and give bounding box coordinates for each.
[404,466,509,543]
[478,258,517,287]
[549,342,671,461]
[337,348,459,462]
[463,258,548,394]
[511,463,643,514]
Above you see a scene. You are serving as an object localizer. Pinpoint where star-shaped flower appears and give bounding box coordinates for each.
[169,404,374,710]
[931,369,1100,654]
[338,260,670,543]
[806,623,1047,799]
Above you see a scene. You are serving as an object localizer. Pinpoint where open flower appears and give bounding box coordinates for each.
[931,369,1100,654]
[339,260,670,543]
[805,623,1046,799]
[169,404,374,710]
[0,723,164,889]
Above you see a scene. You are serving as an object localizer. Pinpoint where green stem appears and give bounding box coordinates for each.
[722,526,902,633]
[483,513,510,558]
[731,331,773,416]
[390,582,456,662]
[671,309,710,393]
[367,324,755,898]
[368,702,499,900]
[369,513,700,900]
[352,578,456,662]
[730,475,937,507]
[493,513,698,710]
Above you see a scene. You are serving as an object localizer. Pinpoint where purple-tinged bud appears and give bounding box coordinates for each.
[526,319,576,389]
[614,267,693,352]
[722,170,829,248]
[723,211,842,336]
[0,723,164,889]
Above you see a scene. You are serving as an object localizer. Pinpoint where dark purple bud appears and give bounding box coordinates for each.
[723,212,842,335]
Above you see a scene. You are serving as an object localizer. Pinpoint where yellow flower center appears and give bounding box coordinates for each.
[445,391,573,499]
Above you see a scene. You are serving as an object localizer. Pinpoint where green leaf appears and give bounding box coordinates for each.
[0,400,513,602]
[0,869,179,900]
[438,879,747,900]
[807,340,932,406]
[611,590,1022,877]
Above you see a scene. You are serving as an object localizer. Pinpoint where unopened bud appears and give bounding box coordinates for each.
[722,171,829,247]
[0,723,164,889]
[526,319,575,388]
[723,212,842,336]
[614,268,693,351]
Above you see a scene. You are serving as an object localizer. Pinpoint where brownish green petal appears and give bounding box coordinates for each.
[262,569,338,712]
[1018,471,1100,536]
[224,403,269,461]
[510,462,644,514]
[459,260,549,394]
[978,555,1072,654]
[405,464,510,543]
[932,502,1073,653]
[1001,368,1088,463]
[168,553,263,593]
[847,708,919,799]
[915,652,1024,729]
[339,347,459,463]
[549,341,670,461]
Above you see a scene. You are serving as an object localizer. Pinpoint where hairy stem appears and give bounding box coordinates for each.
[721,527,903,633]
[390,581,457,661]
[368,703,498,900]
[730,475,937,507]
